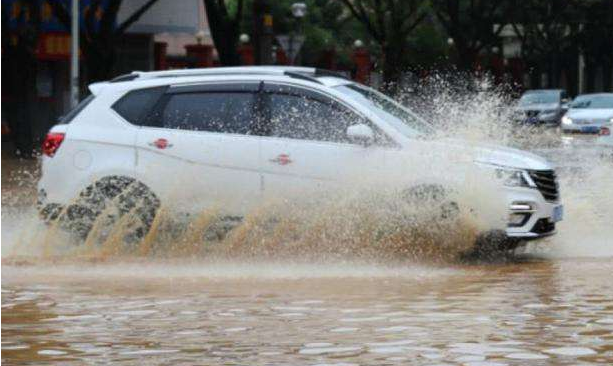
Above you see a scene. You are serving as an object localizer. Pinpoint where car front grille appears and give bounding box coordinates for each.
[528,169,560,202]
[525,110,540,117]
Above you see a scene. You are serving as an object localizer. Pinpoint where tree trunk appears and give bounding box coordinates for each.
[454,41,477,71]
[381,44,405,93]
[216,22,241,66]
[83,39,116,84]
[602,59,612,92]
[203,0,241,66]
[3,46,36,157]
[563,53,578,96]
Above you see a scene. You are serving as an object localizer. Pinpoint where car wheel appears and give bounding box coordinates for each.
[58,176,160,244]
[460,230,522,262]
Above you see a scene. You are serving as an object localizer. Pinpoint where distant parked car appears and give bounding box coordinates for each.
[562,93,613,134]
[514,89,570,126]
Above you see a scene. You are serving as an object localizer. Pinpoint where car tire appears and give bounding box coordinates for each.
[460,230,522,262]
[58,176,160,243]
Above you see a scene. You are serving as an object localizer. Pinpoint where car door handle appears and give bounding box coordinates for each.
[148,138,173,149]
[269,153,292,165]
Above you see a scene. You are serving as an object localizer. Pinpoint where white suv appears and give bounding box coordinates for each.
[38,66,563,249]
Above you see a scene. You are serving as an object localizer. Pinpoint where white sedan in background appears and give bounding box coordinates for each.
[561,93,613,134]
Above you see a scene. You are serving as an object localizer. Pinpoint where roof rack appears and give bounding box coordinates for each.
[106,66,348,84]
[283,71,323,84]
[314,68,349,79]
[110,73,140,83]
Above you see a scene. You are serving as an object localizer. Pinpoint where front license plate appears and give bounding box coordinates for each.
[581,126,599,133]
[552,205,564,222]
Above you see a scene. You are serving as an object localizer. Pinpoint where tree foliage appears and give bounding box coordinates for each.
[339,0,429,84]
[431,0,509,70]
[506,0,612,91]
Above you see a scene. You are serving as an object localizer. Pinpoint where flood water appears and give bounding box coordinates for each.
[2,131,613,365]
[3,259,613,365]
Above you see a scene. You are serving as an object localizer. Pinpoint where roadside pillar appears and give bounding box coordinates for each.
[185,44,214,68]
[237,44,255,65]
[352,45,370,84]
[154,42,168,70]
[320,48,337,70]
[490,53,504,85]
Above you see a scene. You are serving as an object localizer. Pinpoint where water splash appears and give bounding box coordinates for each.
[3,73,612,269]
[3,184,497,265]
[545,147,613,258]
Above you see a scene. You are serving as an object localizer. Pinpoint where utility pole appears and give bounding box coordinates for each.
[577,24,584,95]
[70,0,79,108]
[253,0,273,65]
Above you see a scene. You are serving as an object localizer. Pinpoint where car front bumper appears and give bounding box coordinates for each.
[504,185,561,241]
[562,124,603,134]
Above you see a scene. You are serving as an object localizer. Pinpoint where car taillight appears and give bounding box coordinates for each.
[42,132,65,157]
[599,127,611,136]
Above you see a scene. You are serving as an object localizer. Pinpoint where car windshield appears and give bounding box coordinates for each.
[518,91,559,105]
[570,94,613,109]
[334,84,435,138]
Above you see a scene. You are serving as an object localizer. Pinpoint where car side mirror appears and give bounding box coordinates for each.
[347,124,375,146]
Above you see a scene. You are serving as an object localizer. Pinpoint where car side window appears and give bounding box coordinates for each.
[266,93,357,143]
[112,86,166,125]
[159,92,257,134]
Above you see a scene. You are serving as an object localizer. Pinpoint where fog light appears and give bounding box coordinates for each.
[510,203,533,211]
[509,213,529,226]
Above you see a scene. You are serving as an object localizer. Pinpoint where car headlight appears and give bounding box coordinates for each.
[495,168,531,187]
[476,163,532,188]
[561,115,573,125]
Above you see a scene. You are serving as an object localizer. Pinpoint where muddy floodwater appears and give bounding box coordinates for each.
[2,133,613,365]
[2,259,613,365]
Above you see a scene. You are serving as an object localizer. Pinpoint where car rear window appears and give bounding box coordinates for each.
[60,94,95,124]
[112,86,167,124]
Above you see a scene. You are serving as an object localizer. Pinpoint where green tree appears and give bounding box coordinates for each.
[432,0,510,70]
[508,0,580,89]
[339,0,429,84]
[574,0,613,91]
[232,0,369,68]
